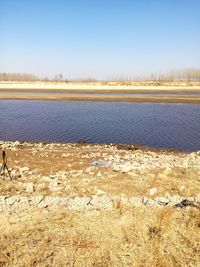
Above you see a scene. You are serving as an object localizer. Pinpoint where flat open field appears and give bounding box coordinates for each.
[0,141,200,266]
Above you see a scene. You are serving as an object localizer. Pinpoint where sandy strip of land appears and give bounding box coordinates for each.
[0,92,200,103]
[1,81,200,103]
[1,81,200,91]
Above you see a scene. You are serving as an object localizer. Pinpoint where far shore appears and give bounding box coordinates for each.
[0,92,200,103]
[0,81,200,103]
[1,80,200,91]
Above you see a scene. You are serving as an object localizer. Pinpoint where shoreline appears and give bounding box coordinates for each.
[0,140,199,197]
[0,140,199,209]
[0,92,200,103]
[1,81,200,90]
[0,140,187,154]
[1,140,200,266]
[1,82,200,103]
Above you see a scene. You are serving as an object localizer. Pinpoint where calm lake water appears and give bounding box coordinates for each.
[0,100,200,151]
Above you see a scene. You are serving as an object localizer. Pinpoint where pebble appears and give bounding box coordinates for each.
[48,181,64,192]
[20,167,30,173]
[25,183,35,193]
[155,196,170,205]
[149,188,158,196]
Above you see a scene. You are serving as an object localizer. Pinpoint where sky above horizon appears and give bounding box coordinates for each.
[1,0,200,79]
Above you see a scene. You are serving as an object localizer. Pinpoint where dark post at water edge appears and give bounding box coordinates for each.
[0,150,12,180]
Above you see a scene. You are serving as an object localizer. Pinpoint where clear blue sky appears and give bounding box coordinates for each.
[1,0,200,79]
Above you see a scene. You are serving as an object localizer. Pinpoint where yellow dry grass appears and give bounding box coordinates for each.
[0,205,200,267]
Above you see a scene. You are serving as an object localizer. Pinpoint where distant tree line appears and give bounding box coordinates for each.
[105,69,200,82]
[149,68,200,82]
[1,68,200,82]
[0,73,37,81]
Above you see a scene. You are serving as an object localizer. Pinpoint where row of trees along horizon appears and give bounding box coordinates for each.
[0,69,200,82]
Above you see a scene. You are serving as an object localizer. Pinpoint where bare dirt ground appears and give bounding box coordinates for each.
[0,141,200,266]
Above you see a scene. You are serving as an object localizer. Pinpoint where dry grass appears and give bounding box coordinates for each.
[0,205,200,266]
[88,166,200,198]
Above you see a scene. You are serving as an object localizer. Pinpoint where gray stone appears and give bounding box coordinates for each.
[155,196,170,205]
[20,167,30,173]
[90,159,110,168]
[142,197,158,206]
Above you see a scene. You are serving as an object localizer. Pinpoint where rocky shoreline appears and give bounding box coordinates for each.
[0,141,200,214]
[1,140,200,267]
[1,194,200,215]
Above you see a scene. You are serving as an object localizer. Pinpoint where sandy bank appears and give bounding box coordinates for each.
[1,81,200,103]
[1,81,200,91]
[0,92,200,103]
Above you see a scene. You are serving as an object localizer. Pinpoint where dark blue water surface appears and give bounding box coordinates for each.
[0,100,200,151]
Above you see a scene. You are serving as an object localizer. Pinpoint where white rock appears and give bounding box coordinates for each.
[95,189,106,196]
[20,167,30,173]
[49,175,56,179]
[121,165,133,173]
[13,141,21,147]
[113,165,120,172]
[142,197,157,206]
[49,181,63,191]
[10,169,20,178]
[41,176,52,182]
[179,185,186,193]
[36,183,46,191]
[149,188,157,196]
[163,167,172,175]
[80,178,91,184]
[25,183,35,193]
[5,197,16,205]
[155,196,170,205]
